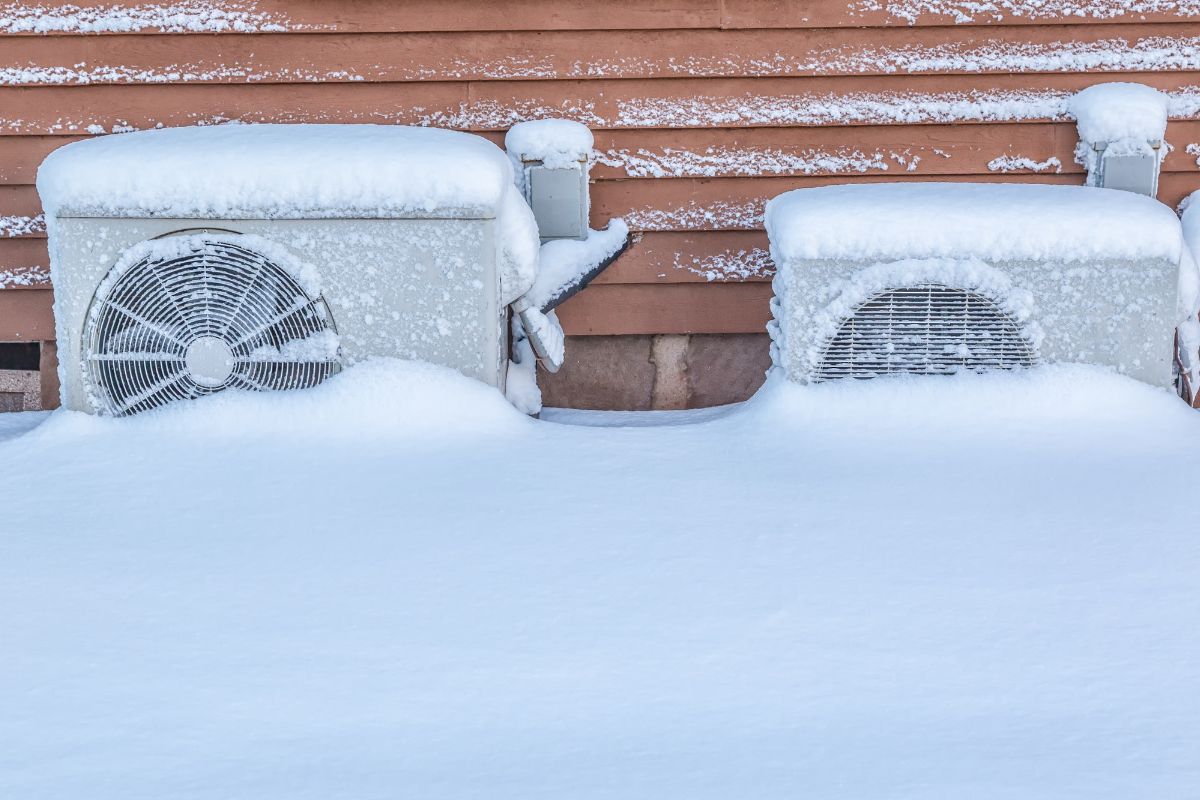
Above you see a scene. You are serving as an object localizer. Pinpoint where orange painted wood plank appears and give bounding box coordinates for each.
[2,25,1198,84]
[0,287,53,339]
[555,283,774,335]
[3,73,1200,135]
[2,0,1193,34]
[0,1,723,35]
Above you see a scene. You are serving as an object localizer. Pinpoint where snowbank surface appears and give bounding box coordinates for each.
[765,182,1182,264]
[2,359,1199,799]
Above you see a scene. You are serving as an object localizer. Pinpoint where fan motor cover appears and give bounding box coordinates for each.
[82,233,341,416]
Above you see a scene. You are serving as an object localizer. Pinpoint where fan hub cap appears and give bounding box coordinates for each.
[185,336,234,387]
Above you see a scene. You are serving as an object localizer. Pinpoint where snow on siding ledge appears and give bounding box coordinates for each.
[986,155,1063,173]
[674,248,775,282]
[11,87,1200,135]
[596,148,892,178]
[0,266,51,289]
[0,1,305,33]
[623,201,766,232]
[0,64,366,86]
[7,35,1200,85]
[853,0,1200,24]
[0,214,45,238]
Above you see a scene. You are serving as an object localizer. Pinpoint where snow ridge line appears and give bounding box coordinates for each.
[0,265,50,288]
[5,35,1200,85]
[986,155,1064,173]
[0,1,305,33]
[853,0,1200,24]
[674,248,776,282]
[8,87,1200,133]
[0,64,366,86]
[0,214,46,238]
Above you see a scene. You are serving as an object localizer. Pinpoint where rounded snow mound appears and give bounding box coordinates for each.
[31,359,532,441]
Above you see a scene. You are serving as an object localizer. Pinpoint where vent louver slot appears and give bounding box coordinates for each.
[814,284,1037,381]
[83,238,341,416]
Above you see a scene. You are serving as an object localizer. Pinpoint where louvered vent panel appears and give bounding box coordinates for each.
[83,238,341,416]
[814,284,1037,381]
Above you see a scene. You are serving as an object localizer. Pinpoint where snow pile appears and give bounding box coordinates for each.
[3,362,1200,798]
[765,182,1182,264]
[1068,82,1170,180]
[522,219,628,310]
[37,123,542,303]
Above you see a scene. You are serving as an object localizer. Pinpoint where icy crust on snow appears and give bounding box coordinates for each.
[765,183,1182,264]
[37,124,541,304]
[522,219,629,310]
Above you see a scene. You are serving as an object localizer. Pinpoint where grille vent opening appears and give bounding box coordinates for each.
[814,284,1038,381]
[83,238,341,416]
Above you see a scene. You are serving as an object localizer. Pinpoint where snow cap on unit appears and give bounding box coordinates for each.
[764,182,1182,265]
[38,123,523,218]
[504,119,594,169]
[1067,82,1169,144]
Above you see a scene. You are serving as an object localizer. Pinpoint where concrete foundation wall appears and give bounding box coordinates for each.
[541,333,771,410]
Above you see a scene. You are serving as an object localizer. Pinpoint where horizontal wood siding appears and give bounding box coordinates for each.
[2,0,1200,338]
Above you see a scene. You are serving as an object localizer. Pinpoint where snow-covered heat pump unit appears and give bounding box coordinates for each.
[764,183,1198,389]
[36,124,543,416]
[505,120,592,241]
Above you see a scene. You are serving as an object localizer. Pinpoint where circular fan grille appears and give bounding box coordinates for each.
[83,237,341,416]
[814,284,1038,381]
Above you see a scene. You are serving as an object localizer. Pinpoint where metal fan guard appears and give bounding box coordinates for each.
[82,237,341,416]
[813,283,1038,381]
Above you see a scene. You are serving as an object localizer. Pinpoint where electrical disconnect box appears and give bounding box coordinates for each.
[522,158,589,241]
[1095,141,1162,197]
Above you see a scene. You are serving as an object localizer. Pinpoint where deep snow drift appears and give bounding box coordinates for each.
[2,359,1199,799]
